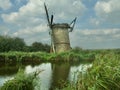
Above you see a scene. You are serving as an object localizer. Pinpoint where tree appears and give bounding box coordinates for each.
[0,35,50,52]
[30,42,50,52]
[0,35,26,52]
[12,37,26,51]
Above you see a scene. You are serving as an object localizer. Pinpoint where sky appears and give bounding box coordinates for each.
[0,0,120,49]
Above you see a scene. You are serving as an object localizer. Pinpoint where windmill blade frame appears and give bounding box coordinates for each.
[50,15,54,27]
[44,3,51,28]
[69,17,77,32]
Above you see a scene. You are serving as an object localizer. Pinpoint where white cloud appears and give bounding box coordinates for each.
[0,0,12,10]
[1,0,120,49]
[13,24,48,36]
[1,0,86,45]
[47,0,86,21]
[12,24,50,45]
[2,11,44,27]
[0,25,10,35]
[1,0,45,27]
[1,0,86,26]
[70,28,120,49]
[95,1,111,14]
[79,29,120,36]
[89,17,100,26]
[94,0,120,23]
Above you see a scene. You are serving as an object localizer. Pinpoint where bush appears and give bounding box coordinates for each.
[0,68,42,90]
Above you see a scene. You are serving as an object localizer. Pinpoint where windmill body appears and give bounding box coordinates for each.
[44,3,76,53]
[52,23,71,53]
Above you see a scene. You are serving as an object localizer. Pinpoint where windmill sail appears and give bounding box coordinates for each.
[44,3,77,53]
[50,15,54,27]
[69,17,77,32]
[44,3,51,28]
[44,3,55,53]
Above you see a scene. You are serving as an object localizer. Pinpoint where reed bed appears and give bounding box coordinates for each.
[65,51,120,90]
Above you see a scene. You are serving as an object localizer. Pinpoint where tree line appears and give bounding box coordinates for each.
[0,35,50,52]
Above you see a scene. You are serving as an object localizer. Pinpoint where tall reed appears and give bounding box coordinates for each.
[76,52,120,90]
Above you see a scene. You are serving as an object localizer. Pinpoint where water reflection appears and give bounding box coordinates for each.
[0,62,92,90]
[50,63,70,89]
[0,63,19,75]
[25,63,52,90]
[69,64,92,83]
[0,76,14,87]
[0,63,17,87]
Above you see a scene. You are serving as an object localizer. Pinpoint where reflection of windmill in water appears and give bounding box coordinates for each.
[44,3,77,53]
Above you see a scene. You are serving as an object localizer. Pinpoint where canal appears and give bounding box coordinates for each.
[0,62,92,90]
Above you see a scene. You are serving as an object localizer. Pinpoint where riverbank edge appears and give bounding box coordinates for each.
[0,50,95,63]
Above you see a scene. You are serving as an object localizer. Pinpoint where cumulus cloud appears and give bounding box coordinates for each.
[94,0,120,23]
[12,24,50,45]
[0,0,120,49]
[46,0,86,22]
[0,0,12,10]
[13,24,48,36]
[1,0,86,45]
[1,0,45,27]
[70,29,120,49]
[1,0,86,26]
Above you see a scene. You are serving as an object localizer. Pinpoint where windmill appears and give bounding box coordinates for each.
[44,3,77,53]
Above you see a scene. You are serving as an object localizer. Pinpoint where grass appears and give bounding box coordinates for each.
[0,49,120,90]
[0,67,42,90]
[0,50,95,63]
[65,50,120,90]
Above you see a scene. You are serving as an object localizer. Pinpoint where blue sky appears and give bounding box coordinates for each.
[0,0,120,49]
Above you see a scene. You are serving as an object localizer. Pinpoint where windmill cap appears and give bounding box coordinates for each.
[52,23,70,28]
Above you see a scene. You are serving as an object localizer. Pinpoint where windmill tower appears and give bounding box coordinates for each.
[44,3,76,53]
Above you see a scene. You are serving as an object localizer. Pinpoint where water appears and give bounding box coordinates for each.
[0,62,92,90]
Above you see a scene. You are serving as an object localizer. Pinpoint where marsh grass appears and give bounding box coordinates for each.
[75,52,120,90]
[0,67,42,90]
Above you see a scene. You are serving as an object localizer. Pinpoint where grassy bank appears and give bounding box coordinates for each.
[64,50,120,90]
[0,50,95,63]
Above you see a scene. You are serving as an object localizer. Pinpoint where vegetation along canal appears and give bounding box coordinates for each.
[0,61,92,90]
[0,49,119,90]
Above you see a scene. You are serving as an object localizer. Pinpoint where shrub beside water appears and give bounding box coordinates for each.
[0,68,41,90]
